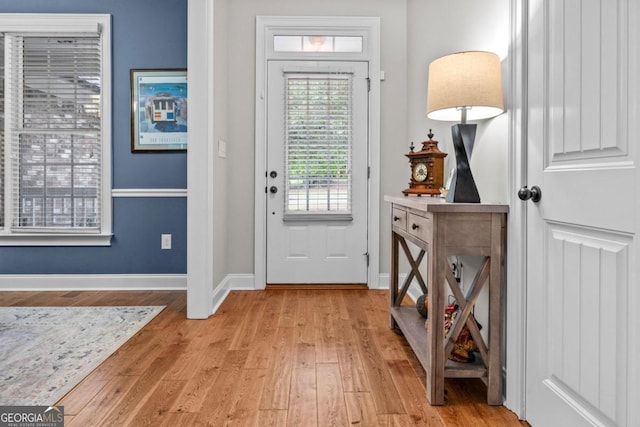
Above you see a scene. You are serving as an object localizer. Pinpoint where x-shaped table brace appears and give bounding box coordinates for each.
[393,238,428,306]
[443,256,491,367]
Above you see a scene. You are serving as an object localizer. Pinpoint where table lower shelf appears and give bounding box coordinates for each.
[390,305,487,379]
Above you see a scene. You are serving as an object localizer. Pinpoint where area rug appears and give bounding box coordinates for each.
[0,306,165,406]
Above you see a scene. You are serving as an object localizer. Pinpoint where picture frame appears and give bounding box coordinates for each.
[130,69,187,152]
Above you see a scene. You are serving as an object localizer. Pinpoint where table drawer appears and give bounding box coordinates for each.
[407,212,432,243]
[392,207,407,231]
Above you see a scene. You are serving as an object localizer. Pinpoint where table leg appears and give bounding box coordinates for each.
[389,231,400,329]
[486,213,504,405]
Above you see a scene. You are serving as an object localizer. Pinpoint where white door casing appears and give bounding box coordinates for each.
[266,61,369,284]
[524,1,639,426]
[255,16,380,289]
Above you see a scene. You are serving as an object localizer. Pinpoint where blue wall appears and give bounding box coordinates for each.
[0,0,188,274]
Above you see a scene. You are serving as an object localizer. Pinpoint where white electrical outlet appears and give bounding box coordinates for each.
[161,234,172,250]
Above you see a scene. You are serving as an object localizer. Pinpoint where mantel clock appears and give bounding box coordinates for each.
[402,130,447,196]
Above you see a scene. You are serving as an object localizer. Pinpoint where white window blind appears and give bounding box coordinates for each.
[5,34,102,232]
[0,34,4,229]
[284,73,353,218]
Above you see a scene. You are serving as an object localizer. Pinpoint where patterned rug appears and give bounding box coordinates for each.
[0,306,165,406]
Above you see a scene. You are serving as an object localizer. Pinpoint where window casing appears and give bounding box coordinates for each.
[0,14,111,246]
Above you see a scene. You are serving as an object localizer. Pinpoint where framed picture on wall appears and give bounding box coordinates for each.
[131,69,187,152]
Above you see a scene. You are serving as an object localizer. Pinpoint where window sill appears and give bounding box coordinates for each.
[0,233,113,247]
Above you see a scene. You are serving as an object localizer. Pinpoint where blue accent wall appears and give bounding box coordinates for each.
[0,0,188,274]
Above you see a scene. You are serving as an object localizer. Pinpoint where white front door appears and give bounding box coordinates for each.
[265,60,369,284]
[525,1,639,425]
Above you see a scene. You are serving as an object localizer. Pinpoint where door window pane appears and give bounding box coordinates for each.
[285,74,353,215]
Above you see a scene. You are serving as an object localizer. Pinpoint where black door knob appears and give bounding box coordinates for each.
[518,185,542,202]
[269,186,278,194]
[270,171,277,178]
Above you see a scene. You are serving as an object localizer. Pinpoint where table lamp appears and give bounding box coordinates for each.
[426,51,504,203]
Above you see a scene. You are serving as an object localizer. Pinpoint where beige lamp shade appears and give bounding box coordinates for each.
[426,51,504,122]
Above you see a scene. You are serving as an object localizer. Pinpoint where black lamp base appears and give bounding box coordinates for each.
[445,123,480,203]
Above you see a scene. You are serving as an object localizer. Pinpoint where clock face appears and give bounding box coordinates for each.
[413,163,429,182]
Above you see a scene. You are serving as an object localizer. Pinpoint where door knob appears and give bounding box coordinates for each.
[270,171,277,178]
[518,185,542,202]
[269,186,278,194]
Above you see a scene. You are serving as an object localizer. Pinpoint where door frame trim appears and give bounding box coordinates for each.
[505,0,528,418]
[254,16,381,289]
[186,0,215,319]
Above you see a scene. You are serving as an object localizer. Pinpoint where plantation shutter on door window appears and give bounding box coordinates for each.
[284,72,353,221]
[5,34,102,232]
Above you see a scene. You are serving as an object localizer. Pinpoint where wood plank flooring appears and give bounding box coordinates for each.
[0,290,529,426]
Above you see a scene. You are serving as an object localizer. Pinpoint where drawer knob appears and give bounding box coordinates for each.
[393,216,400,222]
[412,223,419,230]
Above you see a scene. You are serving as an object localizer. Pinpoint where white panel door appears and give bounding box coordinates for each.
[525,1,639,426]
[266,61,369,284]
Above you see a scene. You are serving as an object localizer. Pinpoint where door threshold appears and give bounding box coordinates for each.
[266,283,368,290]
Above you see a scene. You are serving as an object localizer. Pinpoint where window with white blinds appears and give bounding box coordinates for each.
[0,14,111,245]
[0,36,4,229]
[284,73,353,218]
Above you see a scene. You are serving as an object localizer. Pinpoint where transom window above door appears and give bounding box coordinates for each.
[274,35,363,53]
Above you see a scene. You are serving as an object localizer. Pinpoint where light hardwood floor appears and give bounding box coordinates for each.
[0,290,529,426]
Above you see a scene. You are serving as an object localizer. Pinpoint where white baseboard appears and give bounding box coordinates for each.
[373,273,390,290]
[406,281,423,303]
[378,273,422,302]
[0,274,187,291]
[210,274,256,315]
[211,277,231,314]
[226,274,258,290]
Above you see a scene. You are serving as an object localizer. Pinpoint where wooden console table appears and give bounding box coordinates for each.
[384,195,508,405]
